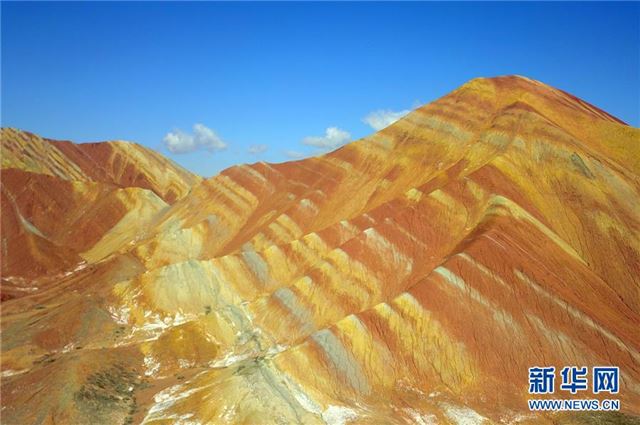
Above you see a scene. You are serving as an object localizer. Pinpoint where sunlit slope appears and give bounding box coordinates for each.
[1,76,639,424]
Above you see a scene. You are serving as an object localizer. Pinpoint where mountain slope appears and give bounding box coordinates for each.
[0,129,201,286]
[1,76,639,424]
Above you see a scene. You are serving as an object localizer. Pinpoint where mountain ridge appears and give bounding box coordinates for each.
[1,127,202,203]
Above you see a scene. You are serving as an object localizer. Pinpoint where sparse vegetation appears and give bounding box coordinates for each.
[74,363,147,425]
[113,325,127,339]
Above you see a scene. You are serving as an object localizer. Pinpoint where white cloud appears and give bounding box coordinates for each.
[363,109,410,131]
[284,150,305,159]
[248,144,268,154]
[163,123,227,154]
[302,127,351,149]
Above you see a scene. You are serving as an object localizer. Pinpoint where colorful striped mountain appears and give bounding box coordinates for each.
[1,76,639,424]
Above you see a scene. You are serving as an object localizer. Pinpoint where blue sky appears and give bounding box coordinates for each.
[2,2,639,177]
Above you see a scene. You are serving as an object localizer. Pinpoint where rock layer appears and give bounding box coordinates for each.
[1,76,639,424]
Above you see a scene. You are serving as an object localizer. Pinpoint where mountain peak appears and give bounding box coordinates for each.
[452,75,628,125]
